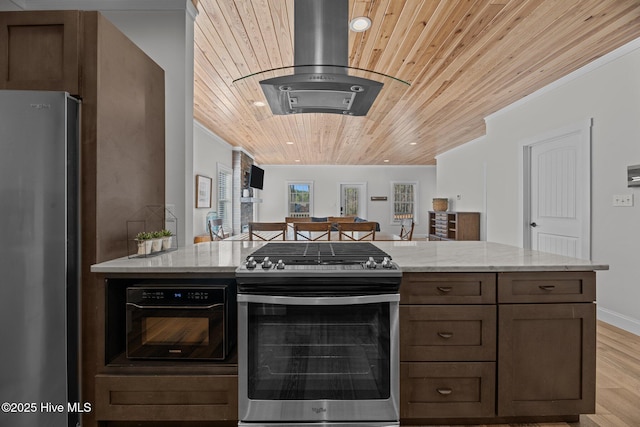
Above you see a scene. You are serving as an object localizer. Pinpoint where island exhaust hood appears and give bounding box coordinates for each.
[259,0,383,116]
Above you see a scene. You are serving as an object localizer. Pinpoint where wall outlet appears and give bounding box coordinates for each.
[613,194,634,207]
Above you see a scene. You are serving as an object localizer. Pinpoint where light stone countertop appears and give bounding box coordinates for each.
[91,241,608,274]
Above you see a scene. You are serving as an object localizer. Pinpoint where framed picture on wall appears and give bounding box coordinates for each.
[196,175,212,208]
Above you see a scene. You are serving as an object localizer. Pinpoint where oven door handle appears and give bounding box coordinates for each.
[237,293,399,305]
[126,302,225,310]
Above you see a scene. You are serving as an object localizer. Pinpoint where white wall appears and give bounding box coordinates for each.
[437,38,640,335]
[193,121,233,236]
[258,165,436,236]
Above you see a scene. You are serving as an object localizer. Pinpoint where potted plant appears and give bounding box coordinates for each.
[150,230,164,252]
[135,231,153,256]
[160,229,173,250]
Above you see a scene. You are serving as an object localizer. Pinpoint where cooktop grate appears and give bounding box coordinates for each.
[247,242,391,264]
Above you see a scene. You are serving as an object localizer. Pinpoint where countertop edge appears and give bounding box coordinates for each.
[90,241,609,275]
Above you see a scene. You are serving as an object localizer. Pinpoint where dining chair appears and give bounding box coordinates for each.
[285,216,311,233]
[399,218,415,241]
[208,218,226,240]
[294,222,332,241]
[337,222,377,241]
[248,222,287,241]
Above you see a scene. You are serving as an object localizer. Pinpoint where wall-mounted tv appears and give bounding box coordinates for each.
[249,164,264,190]
[629,164,640,187]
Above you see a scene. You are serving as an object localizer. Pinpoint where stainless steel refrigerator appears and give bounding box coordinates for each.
[0,90,80,427]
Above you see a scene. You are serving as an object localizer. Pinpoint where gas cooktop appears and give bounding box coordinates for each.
[235,242,402,294]
[244,242,393,265]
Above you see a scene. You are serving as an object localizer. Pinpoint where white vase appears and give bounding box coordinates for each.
[136,240,146,255]
[162,236,173,250]
[137,239,153,255]
[151,238,163,252]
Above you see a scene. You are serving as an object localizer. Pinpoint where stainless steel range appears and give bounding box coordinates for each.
[236,242,401,427]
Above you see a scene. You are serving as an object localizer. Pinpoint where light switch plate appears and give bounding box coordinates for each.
[613,194,634,207]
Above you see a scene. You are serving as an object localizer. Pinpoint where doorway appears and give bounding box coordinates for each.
[339,183,367,218]
[522,120,591,259]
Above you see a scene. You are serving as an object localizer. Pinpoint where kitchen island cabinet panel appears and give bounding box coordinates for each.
[497,303,596,417]
[400,305,496,361]
[497,271,596,303]
[400,362,495,418]
[95,374,238,421]
[400,272,496,305]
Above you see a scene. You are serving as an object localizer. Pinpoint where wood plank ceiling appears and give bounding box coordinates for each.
[193,0,640,165]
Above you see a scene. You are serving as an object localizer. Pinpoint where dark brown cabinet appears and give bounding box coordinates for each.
[0,11,81,94]
[93,274,239,425]
[400,273,497,421]
[400,270,597,425]
[95,374,238,422]
[428,211,480,241]
[497,272,596,417]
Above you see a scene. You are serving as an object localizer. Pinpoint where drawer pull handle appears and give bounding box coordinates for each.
[436,286,452,293]
[438,332,453,339]
[436,388,453,396]
[539,285,556,291]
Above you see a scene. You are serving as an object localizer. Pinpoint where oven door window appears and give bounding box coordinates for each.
[142,316,210,345]
[127,307,224,359]
[247,302,390,400]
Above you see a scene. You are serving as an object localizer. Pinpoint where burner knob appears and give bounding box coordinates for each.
[261,256,273,269]
[366,256,377,269]
[276,259,285,270]
[246,257,257,269]
[382,257,393,269]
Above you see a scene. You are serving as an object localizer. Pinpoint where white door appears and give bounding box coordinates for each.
[339,183,367,218]
[525,121,591,258]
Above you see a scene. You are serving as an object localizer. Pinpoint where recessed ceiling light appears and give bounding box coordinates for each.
[295,159,301,162]
[286,141,294,145]
[253,101,266,107]
[383,159,390,163]
[409,142,417,146]
[349,16,371,32]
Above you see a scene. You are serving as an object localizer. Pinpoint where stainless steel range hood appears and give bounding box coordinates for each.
[260,0,383,116]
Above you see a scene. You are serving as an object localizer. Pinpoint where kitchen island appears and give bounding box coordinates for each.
[90,241,607,426]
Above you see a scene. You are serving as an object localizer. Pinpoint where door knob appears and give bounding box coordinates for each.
[530,222,537,227]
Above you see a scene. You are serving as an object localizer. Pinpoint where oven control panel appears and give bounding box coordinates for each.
[127,286,226,306]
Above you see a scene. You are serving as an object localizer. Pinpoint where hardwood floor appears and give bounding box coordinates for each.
[411,321,640,427]
[587,321,640,427]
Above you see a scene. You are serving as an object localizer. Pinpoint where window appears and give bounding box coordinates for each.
[391,181,417,223]
[217,164,232,231]
[287,182,313,218]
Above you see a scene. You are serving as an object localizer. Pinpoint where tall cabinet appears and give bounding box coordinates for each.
[0,11,165,427]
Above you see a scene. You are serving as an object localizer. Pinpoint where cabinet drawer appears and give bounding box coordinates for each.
[498,272,596,303]
[400,305,496,361]
[95,374,238,421]
[401,362,495,419]
[401,273,496,304]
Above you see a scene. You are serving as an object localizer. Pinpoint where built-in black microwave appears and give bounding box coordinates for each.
[126,283,236,360]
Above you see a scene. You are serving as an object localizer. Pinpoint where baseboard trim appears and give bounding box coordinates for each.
[597,306,640,336]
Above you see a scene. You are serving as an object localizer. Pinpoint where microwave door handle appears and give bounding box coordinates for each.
[126,302,225,310]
